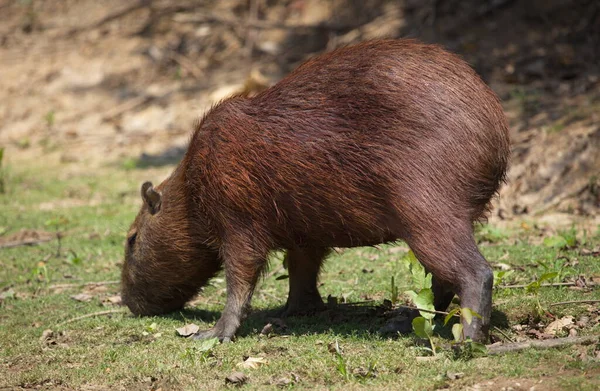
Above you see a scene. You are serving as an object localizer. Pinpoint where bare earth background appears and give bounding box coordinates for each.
[0,0,599,231]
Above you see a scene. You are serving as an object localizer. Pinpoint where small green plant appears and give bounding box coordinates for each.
[390,275,399,305]
[543,226,578,249]
[45,216,68,256]
[44,110,55,127]
[537,257,569,283]
[493,270,515,287]
[104,350,118,363]
[66,250,83,266]
[404,250,437,355]
[181,337,219,365]
[558,226,578,248]
[31,262,50,284]
[121,157,138,170]
[404,250,432,291]
[443,307,487,359]
[526,272,559,314]
[332,340,349,380]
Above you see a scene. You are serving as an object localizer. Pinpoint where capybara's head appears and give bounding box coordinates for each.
[121,180,220,316]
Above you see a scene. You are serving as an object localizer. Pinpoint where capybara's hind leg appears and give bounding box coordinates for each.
[282,247,329,316]
[407,223,493,342]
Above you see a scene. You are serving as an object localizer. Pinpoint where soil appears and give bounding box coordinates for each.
[0,0,599,225]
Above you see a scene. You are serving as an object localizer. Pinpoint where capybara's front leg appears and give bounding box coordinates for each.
[455,254,493,342]
[193,238,267,342]
[407,222,493,343]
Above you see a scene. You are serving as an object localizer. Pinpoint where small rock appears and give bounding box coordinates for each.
[70,293,93,302]
[225,372,247,386]
[447,371,464,380]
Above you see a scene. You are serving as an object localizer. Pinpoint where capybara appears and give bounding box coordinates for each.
[121,39,510,343]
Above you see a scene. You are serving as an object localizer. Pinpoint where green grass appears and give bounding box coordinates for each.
[1,158,599,390]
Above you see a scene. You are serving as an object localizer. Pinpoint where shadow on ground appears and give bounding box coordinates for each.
[165,303,510,342]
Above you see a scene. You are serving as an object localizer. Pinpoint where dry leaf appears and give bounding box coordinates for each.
[238,356,268,369]
[175,323,200,337]
[103,295,122,306]
[70,293,93,302]
[544,316,574,335]
[225,372,248,386]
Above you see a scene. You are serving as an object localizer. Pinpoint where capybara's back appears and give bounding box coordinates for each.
[122,39,510,343]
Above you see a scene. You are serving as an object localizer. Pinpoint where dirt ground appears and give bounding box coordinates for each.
[1,0,599,227]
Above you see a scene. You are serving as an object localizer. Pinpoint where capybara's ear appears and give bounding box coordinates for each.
[141,181,162,215]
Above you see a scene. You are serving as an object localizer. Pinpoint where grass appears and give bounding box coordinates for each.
[1,157,599,390]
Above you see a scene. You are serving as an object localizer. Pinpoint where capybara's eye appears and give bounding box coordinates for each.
[127,232,137,247]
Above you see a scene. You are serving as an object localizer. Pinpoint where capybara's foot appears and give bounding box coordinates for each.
[192,327,235,343]
[192,313,240,343]
[281,293,326,317]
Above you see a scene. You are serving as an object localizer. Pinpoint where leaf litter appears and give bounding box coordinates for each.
[238,356,268,369]
[175,323,200,337]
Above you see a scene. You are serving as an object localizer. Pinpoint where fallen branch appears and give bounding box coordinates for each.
[498,282,576,289]
[0,237,53,249]
[487,335,599,355]
[550,299,600,307]
[56,309,126,327]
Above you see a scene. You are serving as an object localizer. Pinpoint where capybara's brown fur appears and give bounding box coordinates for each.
[121,39,510,342]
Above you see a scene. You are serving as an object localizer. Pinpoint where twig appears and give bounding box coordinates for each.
[265,266,285,279]
[498,282,576,289]
[102,95,153,122]
[394,305,452,317]
[67,0,150,36]
[550,300,600,307]
[56,309,126,327]
[492,326,515,343]
[168,52,204,79]
[48,281,120,290]
[487,335,599,355]
[0,237,53,249]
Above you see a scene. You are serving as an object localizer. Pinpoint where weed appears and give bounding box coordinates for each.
[332,340,350,380]
[526,272,559,315]
[476,224,508,243]
[493,270,515,287]
[45,110,56,127]
[122,157,138,170]
[390,275,399,305]
[543,226,578,249]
